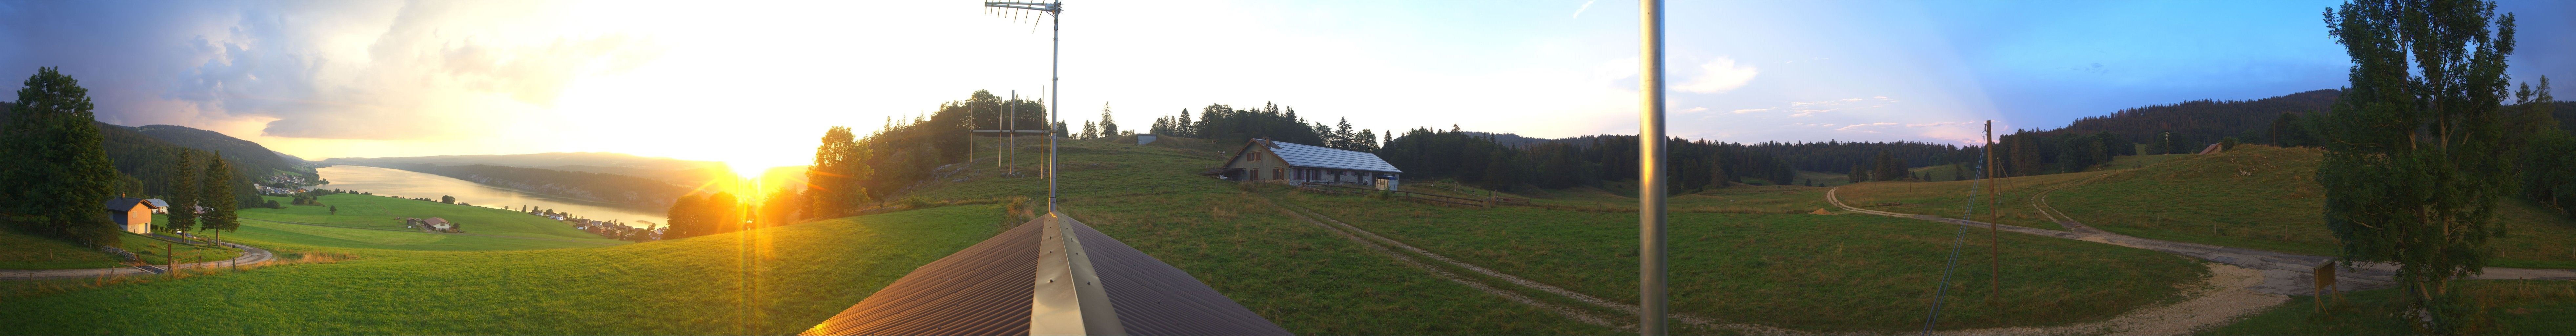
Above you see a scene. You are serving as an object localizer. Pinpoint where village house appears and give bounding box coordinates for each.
[1198,138,1403,190]
[103,197,162,234]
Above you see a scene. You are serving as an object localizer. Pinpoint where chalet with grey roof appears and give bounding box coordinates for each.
[103,197,161,234]
[1198,138,1403,190]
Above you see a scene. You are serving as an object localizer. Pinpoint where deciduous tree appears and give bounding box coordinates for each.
[2318,0,2526,330]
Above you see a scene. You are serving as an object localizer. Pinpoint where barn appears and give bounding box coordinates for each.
[1198,138,1402,190]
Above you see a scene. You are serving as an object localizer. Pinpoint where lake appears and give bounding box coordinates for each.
[313,165,667,228]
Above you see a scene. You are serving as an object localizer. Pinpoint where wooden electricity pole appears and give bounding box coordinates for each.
[1984,121,2001,303]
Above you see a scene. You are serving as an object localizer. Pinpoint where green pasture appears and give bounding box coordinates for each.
[1277,190,2205,333]
[0,205,1004,335]
[239,194,623,244]
[2046,146,2576,269]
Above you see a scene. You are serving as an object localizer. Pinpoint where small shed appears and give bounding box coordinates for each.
[1198,138,1403,190]
[1137,134,1158,145]
[423,217,453,231]
[103,197,160,234]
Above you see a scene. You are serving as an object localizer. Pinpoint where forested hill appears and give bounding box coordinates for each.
[92,122,260,206]
[118,124,312,178]
[2048,89,2340,145]
[346,163,690,209]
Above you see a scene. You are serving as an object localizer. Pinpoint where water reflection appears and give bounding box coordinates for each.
[314,165,666,228]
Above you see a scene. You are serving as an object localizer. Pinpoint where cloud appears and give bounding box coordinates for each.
[1683,107,1709,113]
[1835,122,1897,131]
[1905,121,1975,128]
[1840,98,1863,102]
[1571,0,1596,18]
[1789,109,1830,117]
[1674,57,1758,94]
[1729,108,1770,114]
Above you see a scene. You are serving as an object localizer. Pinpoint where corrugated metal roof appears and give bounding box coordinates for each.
[1261,140,1402,174]
[803,221,1041,336]
[802,214,1290,336]
[1071,220,1292,336]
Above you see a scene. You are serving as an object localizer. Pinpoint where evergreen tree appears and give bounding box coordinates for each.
[1175,109,1194,137]
[0,67,121,245]
[165,150,199,233]
[1097,103,1117,138]
[197,155,238,241]
[1333,117,1358,150]
[1871,150,1907,181]
[1081,120,1097,139]
[2318,1,2524,330]
[1848,165,1868,183]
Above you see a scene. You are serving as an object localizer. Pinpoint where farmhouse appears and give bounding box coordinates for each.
[1198,138,1403,190]
[405,217,454,231]
[102,197,162,234]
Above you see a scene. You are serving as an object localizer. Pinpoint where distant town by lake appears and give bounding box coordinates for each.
[312,165,668,229]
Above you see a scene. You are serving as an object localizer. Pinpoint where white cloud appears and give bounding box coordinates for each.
[1840,98,1863,102]
[1835,122,1897,131]
[1683,107,1710,113]
[1905,121,1974,128]
[1675,57,1758,94]
[1729,108,1770,114]
[1789,109,1831,117]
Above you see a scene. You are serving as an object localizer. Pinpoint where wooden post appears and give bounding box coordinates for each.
[2313,262,2337,314]
[166,242,174,278]
[1985,121,2001,304]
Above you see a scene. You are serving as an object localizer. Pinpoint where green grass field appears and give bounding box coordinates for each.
[0,229,240,269]
[917,137,1614,334]
[1276,190,2206,333]
[2046,146,2576,269]
[2206,280,2576,335]
[1834,171,2109,232]
[239,194,627,244]
[0,205,1004,335]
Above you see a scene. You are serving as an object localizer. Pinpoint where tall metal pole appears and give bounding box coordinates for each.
[1047,10,1059,215]
[1637,0,1668,334]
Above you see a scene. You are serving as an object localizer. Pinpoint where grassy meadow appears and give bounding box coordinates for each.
[2206,280,2576,335]
[0,205,1004,335]
[1277,190,2207,333]
[239,194,628,244]
[1833,171,2111,232]
[0,229,241,269]
[2043,146,2576,269]
[915,137,1615,334]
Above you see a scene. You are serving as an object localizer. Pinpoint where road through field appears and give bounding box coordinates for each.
[0,241,273,280]
[1826,187,2576,333]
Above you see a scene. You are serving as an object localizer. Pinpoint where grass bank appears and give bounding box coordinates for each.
[0,205,1003,335]
[2047,146,2576,269]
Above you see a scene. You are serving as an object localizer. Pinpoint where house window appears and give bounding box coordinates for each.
[1273,168,1285,180]
[1251,152,1261,161]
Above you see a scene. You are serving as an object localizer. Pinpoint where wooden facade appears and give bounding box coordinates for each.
[103,197,157,234]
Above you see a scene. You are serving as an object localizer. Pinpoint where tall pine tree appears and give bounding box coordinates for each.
[197,154,239,243]
[165,150,199,233]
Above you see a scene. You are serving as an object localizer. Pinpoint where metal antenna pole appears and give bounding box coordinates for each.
[1638,0,1668,334]
[1048,10,1059,215]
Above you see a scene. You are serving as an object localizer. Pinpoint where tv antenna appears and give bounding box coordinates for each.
[981,1,1062,214]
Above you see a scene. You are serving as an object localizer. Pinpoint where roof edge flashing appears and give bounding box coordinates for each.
[1030,213,1125,336]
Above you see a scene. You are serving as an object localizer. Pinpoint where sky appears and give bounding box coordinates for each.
[2,0,2569,176]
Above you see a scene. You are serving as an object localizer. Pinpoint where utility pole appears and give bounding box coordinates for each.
[1984,121,2000,304]
[1637,0,1668,334]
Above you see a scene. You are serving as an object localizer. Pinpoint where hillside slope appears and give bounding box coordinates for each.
[2046,145,2576,268]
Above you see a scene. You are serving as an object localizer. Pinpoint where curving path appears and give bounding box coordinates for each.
[1824,187,2576,295]
[0,241,274,281]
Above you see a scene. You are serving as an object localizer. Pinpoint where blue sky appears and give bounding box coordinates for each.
[0,0,2567,170]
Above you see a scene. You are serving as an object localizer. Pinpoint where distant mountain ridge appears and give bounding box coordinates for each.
[324,152,730,187]
[115,124,309,178]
